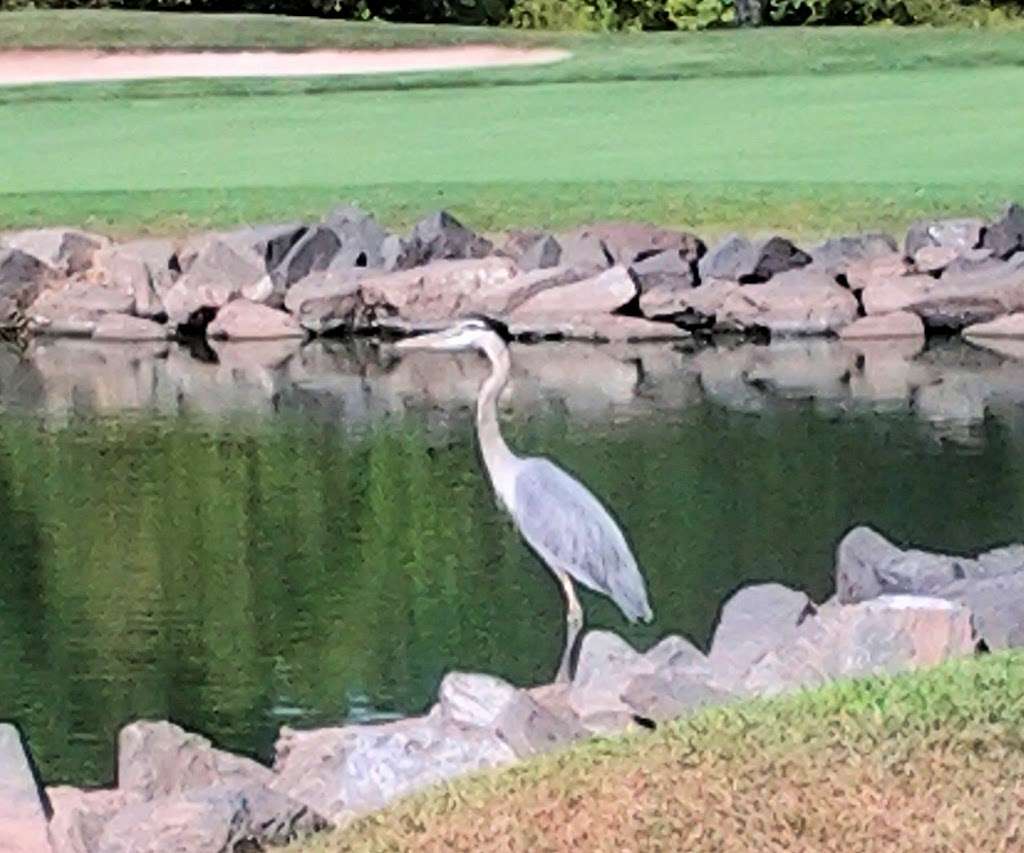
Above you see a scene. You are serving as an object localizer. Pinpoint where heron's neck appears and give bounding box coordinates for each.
[477,338,515,478]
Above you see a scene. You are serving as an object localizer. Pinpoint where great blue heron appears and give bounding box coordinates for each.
[395,316,653,681]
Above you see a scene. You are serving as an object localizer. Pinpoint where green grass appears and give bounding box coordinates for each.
[293,652,1024,852]
[1,11,1024,236]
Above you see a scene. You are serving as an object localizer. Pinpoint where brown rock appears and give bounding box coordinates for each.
[908,261,1024,329]
[640,277,739,324]
[207,300,304,341]
[162,238,265,325]
[48,785,124,853]
[509,265,637,317]
[4,228,107,276]
[844,252,909,291]
[717,269,859,336]
[839,311,925,340]
[861,274,935,315]
[0,724,49,853]
[0,247,57,326]
[27,283,135,337]
[562,221,702,266]
[912,245,959,274]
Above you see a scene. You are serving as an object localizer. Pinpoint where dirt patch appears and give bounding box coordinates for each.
[0,46,570,86]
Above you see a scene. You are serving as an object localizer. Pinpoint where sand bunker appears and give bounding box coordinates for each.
[0,45,570,86]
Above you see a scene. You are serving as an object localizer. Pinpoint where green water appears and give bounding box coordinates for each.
[1,340,1022,786]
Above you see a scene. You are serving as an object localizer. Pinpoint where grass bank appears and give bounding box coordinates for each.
[293,651,1024,852]
[1,11,1023,236]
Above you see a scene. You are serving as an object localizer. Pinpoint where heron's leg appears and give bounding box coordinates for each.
[555,573,584,683]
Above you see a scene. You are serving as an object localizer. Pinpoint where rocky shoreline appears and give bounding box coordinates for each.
[3,526,1022,852]
[1,202,1023,349]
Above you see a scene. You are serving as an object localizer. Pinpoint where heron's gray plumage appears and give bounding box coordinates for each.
[513,457,653,623]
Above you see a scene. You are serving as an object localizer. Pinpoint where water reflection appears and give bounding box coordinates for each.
[1,336,1023,786]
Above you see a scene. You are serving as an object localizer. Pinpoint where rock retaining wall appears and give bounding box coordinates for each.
[3,203,1023,347]
[4,527,1020,852]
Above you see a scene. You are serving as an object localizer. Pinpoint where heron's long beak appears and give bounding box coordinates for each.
[394,330,452,351]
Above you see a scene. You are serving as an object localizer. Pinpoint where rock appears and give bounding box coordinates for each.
[563,222,703,267]
[835,526,905,604]
[437,672,584,758]
[510,265,637,316]
[709,583,816,686]
[905,218,984,257]
[229,221,308,273]
[0,724,49,853]
[93,243,170,319]
[118,720,273,803]
[908,263,1024,330]
[297,294,363,335]
[717,269,859,336]
[507,314,687,343]
[621,672,731,723]
[569,630,652,717]
[980,202,1024,259]
[912,245,960,274]
[207,299,305,340]
[518,234,562,271]
[162,238,265,326]
[360,257,520,328]
[844,252,909,292]
[47,786,124,853]
[640,277,738,325]
[96,783,327,853]
[406,210,492,266]
[838,311,925,340]
[946,573,1024,649]
[0,248,57,326]
[269,225,342,295]
[629,248,695,295]
[942,248,1000,277]
[963,313,1024,339]
[4,227,107,276]
[915,376,987,424]
[698,234,810,284]
[643,634,711,677]
[283,268,365,316]
[744,596,975,696]
[271,716,516,823]
[808,233,898,277]
[92,314,169,342]
[861,274,936,315]
[27,283,135,337]
[556,232,613,274]
[975,544,1024,578]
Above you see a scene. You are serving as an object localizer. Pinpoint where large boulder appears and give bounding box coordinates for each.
[516,234,562,271]
[562,222,703,267]
[117,720,273,803]
[0,248,57,327]
[27,282,135,337]
[271,714,516,823]
[640,277,739,325]
[844,252,909,292]
[904,217,984,257]
[945,573,1024,649]
[861,274,936,316]
[220,222,307,275]
[743,596,975,696]
[629,248,696,298]
[162,238,265,326]
[47,786,125,853]
[95,783,326,853]
[0,724,49,853]
[905,260,1024,330]
[569,630,653,720]
[437,672,584,758]
[404,210,492,266]
[93,240,177,319]
[509,265,637,317]
[3,227,107,276]
[980,202,1024,260]
[716,269,859,336]
[207,299,305,341]
[708,583,816,687]
[698,234,810,284]
[282,268,365,317]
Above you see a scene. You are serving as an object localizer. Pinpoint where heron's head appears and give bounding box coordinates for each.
[394,315,511,354]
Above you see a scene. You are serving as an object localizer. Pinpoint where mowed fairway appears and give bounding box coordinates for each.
[1,18,1023,234]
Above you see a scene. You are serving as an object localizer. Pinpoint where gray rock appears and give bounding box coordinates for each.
[271,715,516,823]
[93,245,165,319]
[323,207,389,269]
[437,672,584,759]
[569,630,652,717]
[643,634,711,677]
[4,227,107,275]
[0,248,56,327]
[96,783,327,853]
[563,222,702,267]
[518,234,562,271]
[981,202,1024,259]
[27,283,135,337]
[976,544,1024,578]
[908,262,1024,330]
[162,238,265,326]
[640,277,738,325]
[912,245,960,274]
[556,232,613,274]
[0,724,49,853]
[630,248,695,295]
[709,583,816,686]
[207,300,305,341]
[298,294,363,335]
[621,672,731,723]
[699,234,810,284]
[947,573,1024,649]
[744,596,975,696]
[92,314,169,342]
[270,225,342,294]
[835,525,904,604]
[861,274,936,316]
[942,248,1001,277]
[283,268,363,317]
[406,210,493,265]
[843,252,909,292]
[224,221,307,274]
[808,233,898,277]
[905,218,984,257]
[717,269,859,336]
[117,720,273,803]
[510,265,637,317]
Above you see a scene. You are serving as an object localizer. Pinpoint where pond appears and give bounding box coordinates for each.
[1,335,1022,786]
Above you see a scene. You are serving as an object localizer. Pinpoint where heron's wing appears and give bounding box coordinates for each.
[513,457,652,623]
